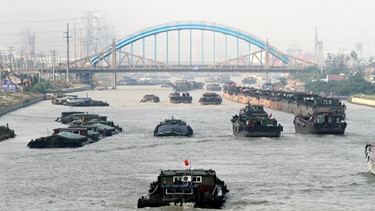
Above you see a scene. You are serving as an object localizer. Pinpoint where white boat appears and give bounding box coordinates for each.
[365,144,375,175]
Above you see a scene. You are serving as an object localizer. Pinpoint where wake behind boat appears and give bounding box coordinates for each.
[154,117,193,137]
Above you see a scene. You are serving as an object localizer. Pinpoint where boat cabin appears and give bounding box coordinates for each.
[53,128,88,136]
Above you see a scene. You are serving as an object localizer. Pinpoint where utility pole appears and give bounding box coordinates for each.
[64,23,71,82]
[51,50,56,81]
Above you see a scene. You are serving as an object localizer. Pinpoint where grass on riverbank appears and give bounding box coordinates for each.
[0,92,42,108]
[351,94,375,100]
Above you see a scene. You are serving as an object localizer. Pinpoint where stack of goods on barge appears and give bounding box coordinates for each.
[365,144,375,175]
[52,95,109,107]
[137,168,229,208]
[199,93,222,105]
[0,124,15,142]
[169,92,192,104]
[140,94,160,103]
[27,129,89,148]
[28,112,122,148]
[154,117,193,137]
[223,85,346,119]
[206,83,222,91]
[231,104,283,137]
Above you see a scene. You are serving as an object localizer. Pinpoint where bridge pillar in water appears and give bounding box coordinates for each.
[265,39,270,83]
[111,39,117,89]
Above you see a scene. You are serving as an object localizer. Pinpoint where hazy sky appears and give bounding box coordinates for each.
[1,0,375,59]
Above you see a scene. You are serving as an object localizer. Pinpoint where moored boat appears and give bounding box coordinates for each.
[199,93,222,105]
[154,117,193,137]
[365,144,375,175]
[137,168,229,208]
[293,113,347,134]
[231,104,283,137]
[0,124,15,142]
[169,92,192,104]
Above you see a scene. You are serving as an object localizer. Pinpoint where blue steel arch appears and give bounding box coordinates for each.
[91,21,290,65]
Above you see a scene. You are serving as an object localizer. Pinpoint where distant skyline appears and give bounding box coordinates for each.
[1,0,374,60]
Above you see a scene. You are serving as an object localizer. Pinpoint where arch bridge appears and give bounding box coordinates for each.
[59,21,317,87]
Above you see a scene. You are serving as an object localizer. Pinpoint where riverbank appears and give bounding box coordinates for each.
[348,94,375,107]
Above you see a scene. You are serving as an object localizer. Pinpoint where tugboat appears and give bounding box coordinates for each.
[154,117,193,137]
[365,144,375,175]
[293,112,347,134]
[231,104,283,137]
[140,94,160,103]
[137,168,229,208]
[199,93,222,105]
[169,92,193,104]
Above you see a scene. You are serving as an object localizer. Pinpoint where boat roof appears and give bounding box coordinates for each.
[160,169,217,176]
[57,131,87,140]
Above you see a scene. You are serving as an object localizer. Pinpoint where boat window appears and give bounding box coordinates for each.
[193,176,202,183]
[166,188,193,195]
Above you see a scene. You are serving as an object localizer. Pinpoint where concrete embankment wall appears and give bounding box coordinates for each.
[349,97,375,107]
[0,95,45,117]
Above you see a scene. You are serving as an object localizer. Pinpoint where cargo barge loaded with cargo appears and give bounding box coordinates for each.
[223,85,347,119]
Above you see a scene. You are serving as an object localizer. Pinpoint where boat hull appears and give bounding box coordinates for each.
[294,116,346,134]
[154,125,193,137]
[233,125,282,137]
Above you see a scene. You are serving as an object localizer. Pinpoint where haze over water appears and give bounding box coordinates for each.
[1,82,375,210]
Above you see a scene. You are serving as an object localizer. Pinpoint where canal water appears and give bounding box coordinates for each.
[0,84,374,210]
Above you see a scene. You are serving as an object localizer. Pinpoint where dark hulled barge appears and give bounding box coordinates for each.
[154,118,193,137]
[137,169,229,209]
[231,104,283,137]
[169,92,193,104]
[199,93,223,105]
[293,112,347,134]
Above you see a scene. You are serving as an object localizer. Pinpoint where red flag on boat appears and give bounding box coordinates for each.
[184,159,189,166]
[268,113,272,118]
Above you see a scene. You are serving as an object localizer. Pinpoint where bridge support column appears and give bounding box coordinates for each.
[111,38,117,89]
[111,73,117,89]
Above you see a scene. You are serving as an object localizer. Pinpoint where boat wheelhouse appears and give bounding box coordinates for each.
[137,169,229,208]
